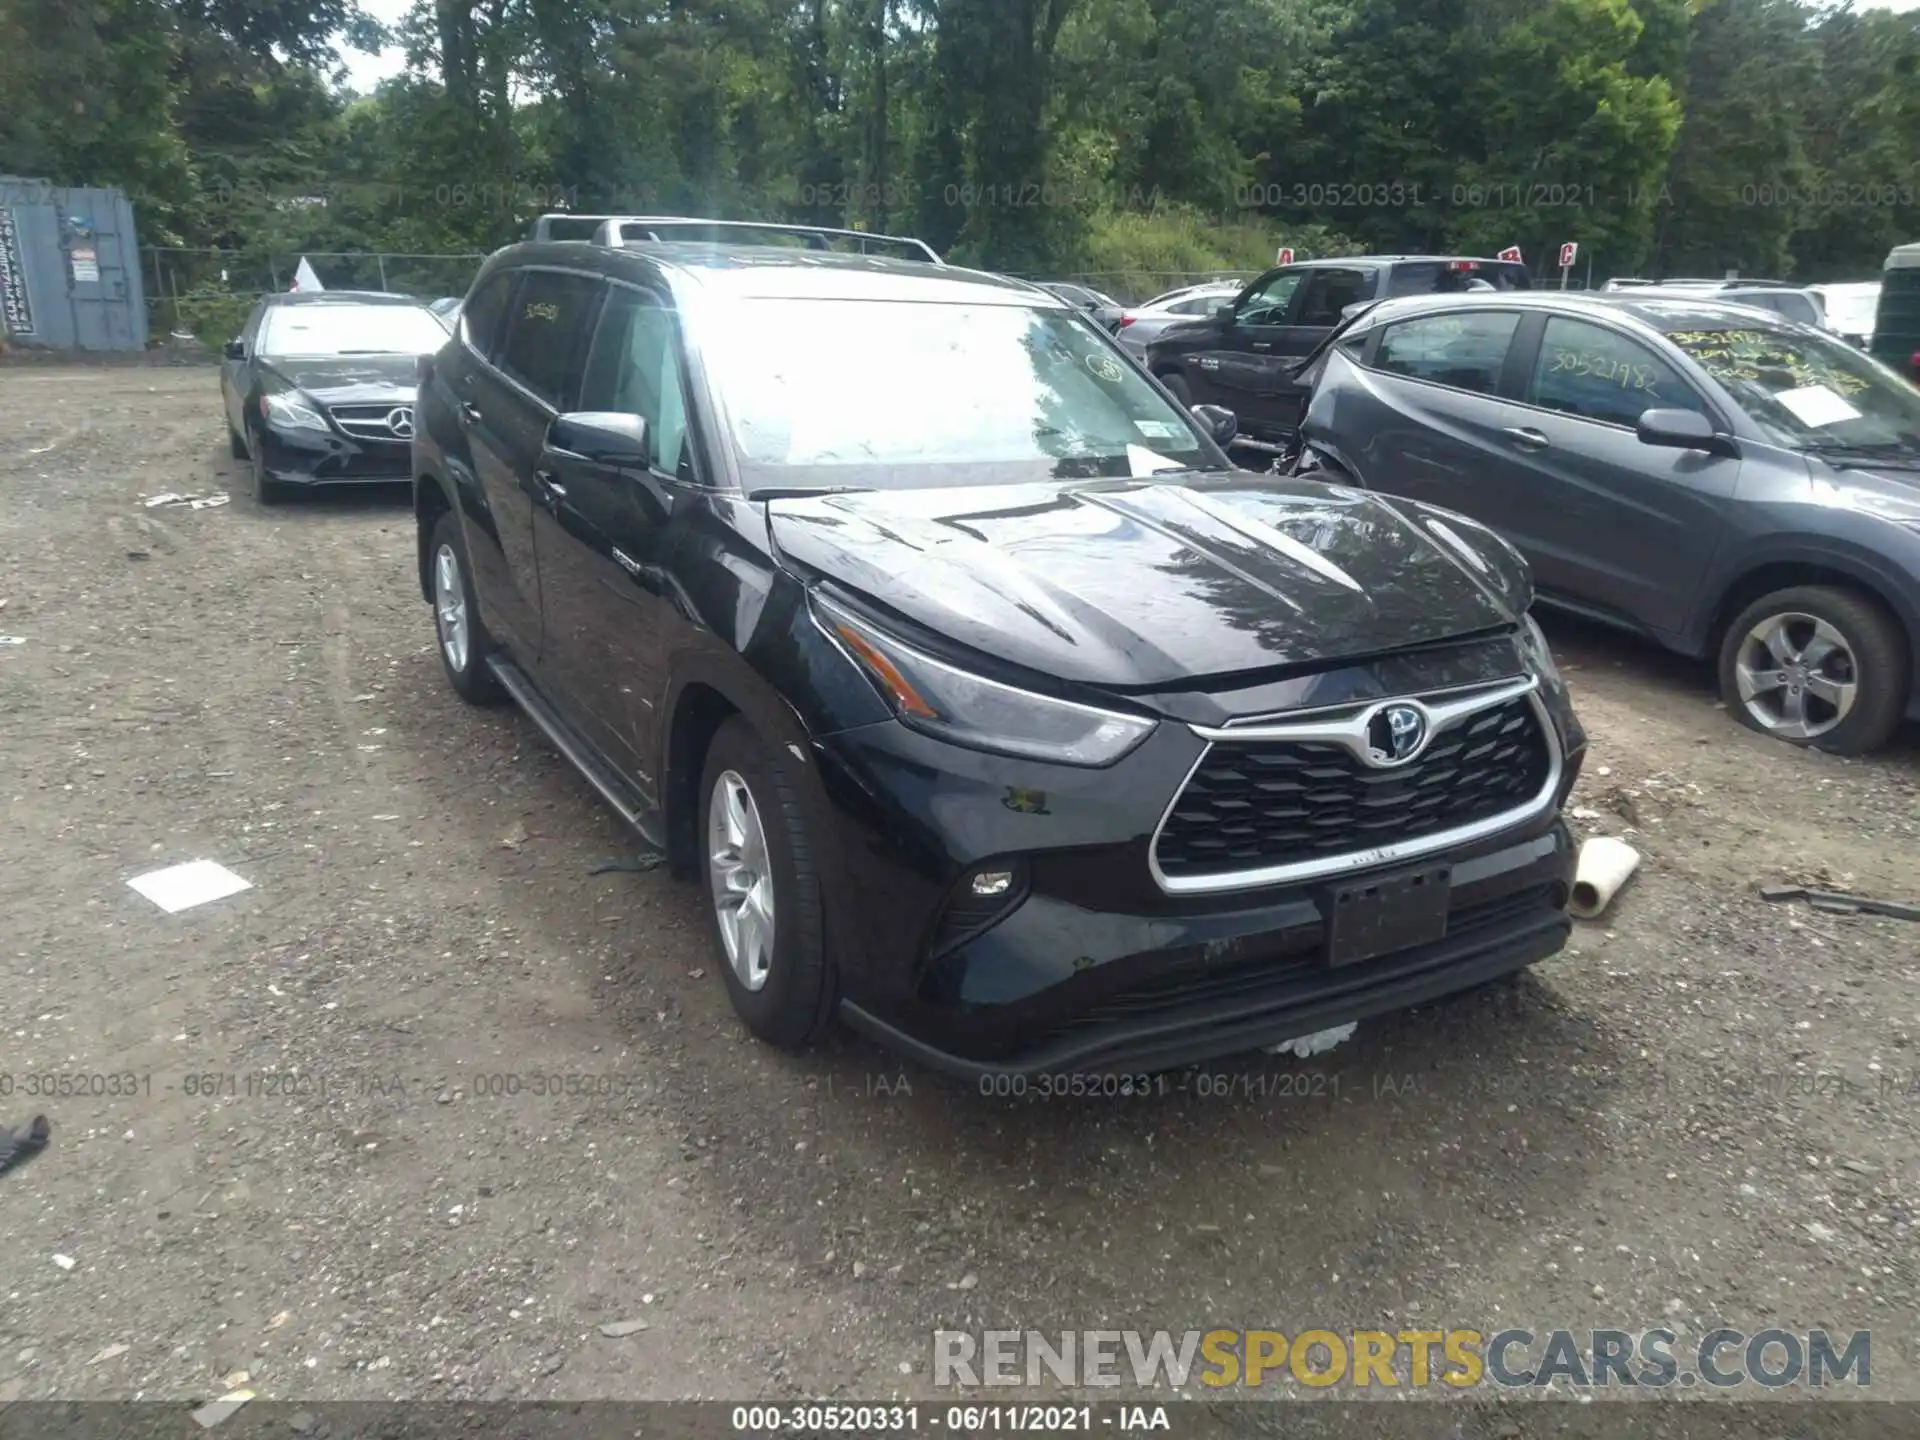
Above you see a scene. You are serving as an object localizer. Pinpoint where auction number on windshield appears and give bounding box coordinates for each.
[1546,348,1660,392]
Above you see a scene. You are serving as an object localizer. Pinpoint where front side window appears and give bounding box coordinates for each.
[697,298,1211,489]
[1664,322,1920,454]
[1374,311,1521,395]
[578,287,693,479]
[496,271,602,408]
[1236,270,1304,326]
[1526,316,1704,428]
[259,303,449,357]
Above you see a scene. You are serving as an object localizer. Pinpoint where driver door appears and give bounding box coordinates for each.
[1195,267,1306,425]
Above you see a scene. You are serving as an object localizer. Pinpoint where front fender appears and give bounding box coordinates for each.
[1689,531,1920,670]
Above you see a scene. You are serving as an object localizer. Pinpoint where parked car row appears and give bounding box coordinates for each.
[1139,255,1533,452]
[1283,289,1920,756]
[210,221,1916,1085]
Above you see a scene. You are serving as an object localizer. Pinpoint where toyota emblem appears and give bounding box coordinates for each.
[386,406,415,439]
[1365,702,1430,767]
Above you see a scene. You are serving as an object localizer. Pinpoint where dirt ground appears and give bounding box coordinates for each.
[1,364,1917,1417]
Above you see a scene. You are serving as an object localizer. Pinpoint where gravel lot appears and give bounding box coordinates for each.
[2,364,1917,1419]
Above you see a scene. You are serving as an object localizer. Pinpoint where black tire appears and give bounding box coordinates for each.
[1716,584,1908,756]
[247,430,290,506]
[698,716,835,1051]
[1156,370,1192,406]
[426,509,505,704]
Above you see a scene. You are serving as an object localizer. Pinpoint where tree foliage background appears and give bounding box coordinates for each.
[1,0,1917,294]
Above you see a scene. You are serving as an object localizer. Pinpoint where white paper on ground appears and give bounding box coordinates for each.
[127,859,253,913]
[1774,385,1862,428]
[1264,1022,1357,1058]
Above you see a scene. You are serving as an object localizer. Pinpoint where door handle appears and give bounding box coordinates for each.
[1501,426,1552,451]
[459,400,482,426]
[1252,341,1272,351]
[534,467,567,501]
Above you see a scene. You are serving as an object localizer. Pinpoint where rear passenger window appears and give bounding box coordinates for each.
[1374,312,1521,395]
[459,272,516,360]
[496,271,603,408]
[1527,316,1704,428]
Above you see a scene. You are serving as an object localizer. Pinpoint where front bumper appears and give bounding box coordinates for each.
[810,665,1585,1079]
[256,423,412,486]
[841,824,1572,1080]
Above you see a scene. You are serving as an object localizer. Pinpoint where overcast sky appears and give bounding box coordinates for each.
[337,0,1920,91]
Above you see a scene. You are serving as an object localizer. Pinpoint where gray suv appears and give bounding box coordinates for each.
[1292,291,1920,754]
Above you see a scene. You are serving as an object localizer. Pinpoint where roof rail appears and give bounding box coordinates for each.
[566,215,944,265]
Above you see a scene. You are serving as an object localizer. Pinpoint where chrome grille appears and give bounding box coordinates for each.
[1153,684,1556,889]
[327,402,411,443]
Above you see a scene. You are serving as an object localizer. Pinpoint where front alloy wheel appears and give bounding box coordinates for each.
[1717,585,1907,755]
[433,542,470,675]
[1732,612,1856,742]
[707,769,775,992]
[425,509,503,705]
[697,717,834,1049]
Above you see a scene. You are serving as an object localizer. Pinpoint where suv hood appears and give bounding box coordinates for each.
[766,476,1530,689]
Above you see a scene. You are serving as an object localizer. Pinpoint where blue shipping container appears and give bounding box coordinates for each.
[0,175,148,351]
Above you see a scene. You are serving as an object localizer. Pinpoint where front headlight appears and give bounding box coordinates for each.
[261,391,328,432]
[813,595,1157,767]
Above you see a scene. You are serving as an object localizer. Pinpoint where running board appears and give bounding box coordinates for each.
[486,655,668,852]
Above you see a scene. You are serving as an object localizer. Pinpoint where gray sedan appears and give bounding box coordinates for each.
[1291,291,1920,754]
[1115,283,1245,358]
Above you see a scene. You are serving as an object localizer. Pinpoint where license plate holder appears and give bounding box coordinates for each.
[1326,864,1452,968]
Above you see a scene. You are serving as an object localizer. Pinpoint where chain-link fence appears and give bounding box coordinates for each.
[145,248,488,344]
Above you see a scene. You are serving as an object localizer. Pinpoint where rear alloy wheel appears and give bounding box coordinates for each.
[699,717,834,1050]
[1717,585,1907,755]
[427,510,504,704]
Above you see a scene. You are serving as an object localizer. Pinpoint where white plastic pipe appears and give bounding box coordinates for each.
[1569,836,1641,920]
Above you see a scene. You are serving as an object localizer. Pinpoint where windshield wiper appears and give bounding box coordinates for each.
[746,485,875,501]
[1800,439,1920,469]
[334,348,408,355]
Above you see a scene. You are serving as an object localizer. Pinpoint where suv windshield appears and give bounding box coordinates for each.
[261,304,449,356]
[1665,323,1920,455]
[701,298,1211,487]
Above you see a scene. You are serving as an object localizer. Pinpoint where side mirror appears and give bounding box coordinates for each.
[1189,403,1238,446]
[1636,407,1734,457]
[547,411,652,469]
[1212,303,1235,323]
[224,339,246,360]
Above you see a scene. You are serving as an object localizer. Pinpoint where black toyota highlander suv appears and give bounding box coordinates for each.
[411,235,1587,1079]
